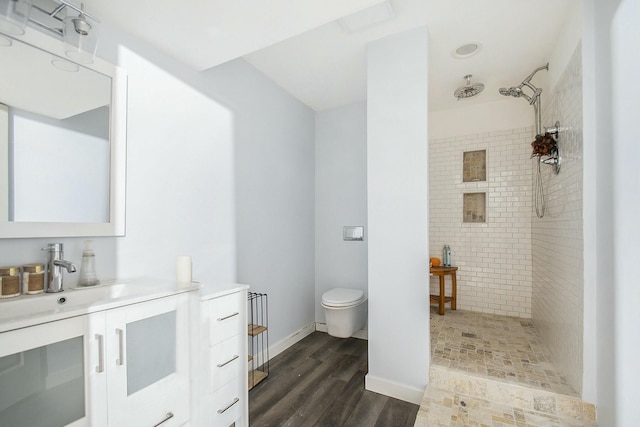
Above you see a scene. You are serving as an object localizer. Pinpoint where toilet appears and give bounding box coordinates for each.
[321,288,367,338]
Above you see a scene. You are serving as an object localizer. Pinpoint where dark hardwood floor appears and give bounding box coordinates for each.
[249,331,419,427]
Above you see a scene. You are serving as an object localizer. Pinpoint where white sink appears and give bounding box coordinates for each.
[0,279,197,333]
[0,283,133,320]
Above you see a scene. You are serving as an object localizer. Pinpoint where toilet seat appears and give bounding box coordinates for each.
[322,288,365,308]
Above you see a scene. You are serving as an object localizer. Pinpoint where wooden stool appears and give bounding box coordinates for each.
[429,266,458,315]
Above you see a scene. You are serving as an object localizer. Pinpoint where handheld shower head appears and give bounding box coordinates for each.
[499,87,524,97]
[499,63,549,134]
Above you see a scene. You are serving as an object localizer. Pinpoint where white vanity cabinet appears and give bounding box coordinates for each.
[0,314,102,427]
[192,285,248,427]
[103,293,190,427]
[0,290,191,427]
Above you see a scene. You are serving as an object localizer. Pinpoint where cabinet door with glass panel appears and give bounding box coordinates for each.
[0,292,190,427]
[0,315,107,427]
[105,293,190,427]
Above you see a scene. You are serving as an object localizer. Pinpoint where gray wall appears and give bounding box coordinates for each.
[204,59,317,346]
[314,102,368,323]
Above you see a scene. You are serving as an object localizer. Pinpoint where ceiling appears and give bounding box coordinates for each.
[82,0,577,111]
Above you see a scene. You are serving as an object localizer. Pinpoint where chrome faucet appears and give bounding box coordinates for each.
[43,243,77,293]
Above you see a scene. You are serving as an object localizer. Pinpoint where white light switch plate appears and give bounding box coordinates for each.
[343,226,364,241]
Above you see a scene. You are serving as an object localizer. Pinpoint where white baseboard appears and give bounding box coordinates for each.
[257,322,367,368]
[315,322,368,340]
[364,374,425,405]
[315,322,327,333]
[266,322,316,361]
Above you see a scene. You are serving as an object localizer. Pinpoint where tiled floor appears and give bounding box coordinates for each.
[414,307,597,427]
[430,307,575,396]
[416,385,596,427]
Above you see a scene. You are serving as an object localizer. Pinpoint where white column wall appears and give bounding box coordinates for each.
[584,0,640,421]
[610,0,640,423]
[365,26,430,404]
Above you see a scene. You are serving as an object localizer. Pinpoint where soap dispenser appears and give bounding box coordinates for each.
[78,240,99,287]
[443,244,452,267]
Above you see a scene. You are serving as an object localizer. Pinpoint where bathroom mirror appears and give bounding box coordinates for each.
[0,28,126,238]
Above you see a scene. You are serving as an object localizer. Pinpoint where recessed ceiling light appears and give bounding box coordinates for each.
[452,43,482,59]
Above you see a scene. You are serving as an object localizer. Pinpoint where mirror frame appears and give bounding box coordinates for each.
[0,28,126,238]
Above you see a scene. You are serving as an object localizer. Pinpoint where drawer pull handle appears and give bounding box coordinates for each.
[217,312,239,321]
[217,354,239,367]
[217,397,240,414]
[152,412,174,426]
[116,328,125,366]
[95,334,105,373]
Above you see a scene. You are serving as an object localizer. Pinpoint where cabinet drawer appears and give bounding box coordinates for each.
[210,334,243,391]
[210,379,244,427]
[207,292,244,346]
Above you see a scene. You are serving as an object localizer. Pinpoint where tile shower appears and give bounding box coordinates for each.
[426,41,587,423]
[429,126,534,318]
[533,42,584,396]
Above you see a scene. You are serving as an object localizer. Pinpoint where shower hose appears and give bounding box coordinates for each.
[535,157,545,218]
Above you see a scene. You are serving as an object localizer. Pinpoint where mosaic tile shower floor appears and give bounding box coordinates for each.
[414,308,597,426]
[429,307,575,396]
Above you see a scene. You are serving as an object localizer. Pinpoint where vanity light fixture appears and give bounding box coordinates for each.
[0,0,32,35]
[1,0,100,63]
[63,2,99,64]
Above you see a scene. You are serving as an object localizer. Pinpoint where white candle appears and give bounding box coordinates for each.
[176,256,192,283]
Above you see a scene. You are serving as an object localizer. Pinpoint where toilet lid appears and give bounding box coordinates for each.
[322,288,365,307]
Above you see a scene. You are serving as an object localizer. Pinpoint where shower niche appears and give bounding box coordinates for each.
[463,150,486,182]
[463,192,486,223]
[462,149,486,223]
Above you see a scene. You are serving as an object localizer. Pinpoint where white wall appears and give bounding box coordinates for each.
[105,38,237,284]
[583,0,617,419]
[583,0,640,422]
[202,60,317,347]
[0,25,238,285]
[366,27,430,404]
[0,25,316,352]
[429,99,532,140]
[315,102,368,323]
[611,2,640,424]
[429,126,533,318]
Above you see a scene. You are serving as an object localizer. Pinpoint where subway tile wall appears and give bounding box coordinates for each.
[532,42,584,395]
[429,127,534,318]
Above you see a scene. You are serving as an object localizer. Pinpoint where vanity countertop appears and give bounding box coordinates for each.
[198,281,249,301]
[0,278,246,333]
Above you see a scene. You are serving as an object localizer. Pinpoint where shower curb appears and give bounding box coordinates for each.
[417,365,596,425]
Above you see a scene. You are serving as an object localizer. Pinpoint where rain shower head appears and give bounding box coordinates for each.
[454,74,485,100]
